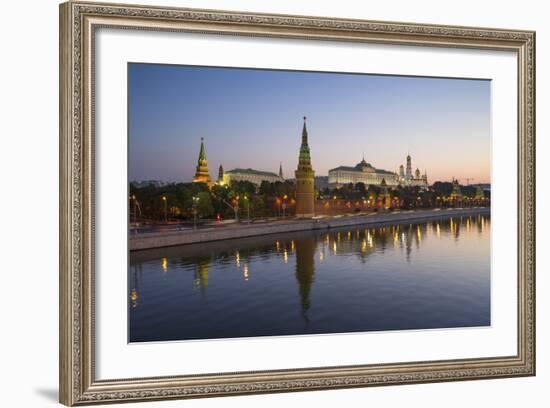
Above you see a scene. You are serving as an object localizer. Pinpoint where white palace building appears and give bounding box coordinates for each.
[328,154,428,189]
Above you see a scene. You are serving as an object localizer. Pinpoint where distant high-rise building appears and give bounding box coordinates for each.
[295,117,315,218]
[192,137,213,187]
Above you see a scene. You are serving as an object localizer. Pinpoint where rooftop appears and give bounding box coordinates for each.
[225,168,282,178]
[328,165,396,175]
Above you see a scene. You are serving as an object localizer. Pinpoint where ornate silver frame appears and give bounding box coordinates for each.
[59,1,536,405]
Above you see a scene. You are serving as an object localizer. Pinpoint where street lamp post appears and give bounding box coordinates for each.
[282,194,288,218]
[192,196,199,230]
[131,195,137,233]
[243,195,250,223]
[162,196,167,223]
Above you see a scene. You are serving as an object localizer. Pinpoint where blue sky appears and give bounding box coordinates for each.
[128,63,491,184]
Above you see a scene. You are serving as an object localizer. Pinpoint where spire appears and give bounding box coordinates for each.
[279,162,283,178]
[302,116,308,145]
[299,116,311,165]
[198,137,207,162]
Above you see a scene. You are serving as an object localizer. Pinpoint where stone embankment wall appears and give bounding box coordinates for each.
[130,207,490,251]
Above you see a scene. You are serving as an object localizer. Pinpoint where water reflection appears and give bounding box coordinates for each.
[130,215,491,342]
[295,237,316,323]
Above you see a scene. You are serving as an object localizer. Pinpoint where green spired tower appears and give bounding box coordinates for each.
[295,117,315,218]
[192,137,213,187]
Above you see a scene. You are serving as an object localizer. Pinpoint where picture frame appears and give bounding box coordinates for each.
[59,1,536,405]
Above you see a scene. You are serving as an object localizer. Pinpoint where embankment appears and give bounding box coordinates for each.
[130,207,490,251]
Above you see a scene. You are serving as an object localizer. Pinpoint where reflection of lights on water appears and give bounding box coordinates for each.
[393,232,399,245]
[417,225,421,242]
[356,230,360,239]
[275,241,280,252]
[162,257,168,272]
[283,250,288,263]
[319,251,324,262]
[481,217,485,232]
[333,241,337,254]
[347,231,351,241]
[401,232,405,244]
[235,251,240,267]
[291,240,295,252]
[366,231,373,248]
[337,232,341,242]
[366,230,376,248]
[243,264,249,281]
[436,223,441,238]
[361,239,367,253]
[325,234,330,245]
[130,289,138,308]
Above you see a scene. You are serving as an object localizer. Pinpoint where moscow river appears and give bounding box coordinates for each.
[129,215,491,342]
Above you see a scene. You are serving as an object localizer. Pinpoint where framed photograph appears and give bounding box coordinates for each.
[59,1,535,405]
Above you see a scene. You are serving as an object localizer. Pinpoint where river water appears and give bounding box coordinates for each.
[129,214,490,342]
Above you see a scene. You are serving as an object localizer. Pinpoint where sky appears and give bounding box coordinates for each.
[128,63,491,184]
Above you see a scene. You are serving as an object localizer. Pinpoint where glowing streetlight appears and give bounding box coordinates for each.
[162,195,167,223]
[192,195,199,230]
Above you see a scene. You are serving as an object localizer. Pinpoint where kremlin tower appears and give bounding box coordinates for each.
[295,117,315,218]
[192,137,213,187]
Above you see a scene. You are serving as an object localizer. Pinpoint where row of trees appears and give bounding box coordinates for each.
[129,180,490,223]
[129,180,298,222]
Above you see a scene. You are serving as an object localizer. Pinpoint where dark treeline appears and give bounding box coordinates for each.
[129,180,297,222]
[129,180,490,223]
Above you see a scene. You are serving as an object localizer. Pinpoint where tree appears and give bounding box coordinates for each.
[259,180,273,196]
[195,192,214,218]
[432,181,453,196]
[355,182,366,195]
